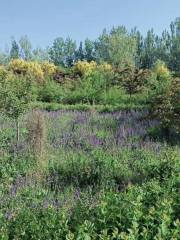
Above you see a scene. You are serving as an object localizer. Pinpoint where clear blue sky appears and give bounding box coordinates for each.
[0,0,180,49]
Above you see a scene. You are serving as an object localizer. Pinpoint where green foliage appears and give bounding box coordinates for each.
[32,47,49,63]
[0,74,36,142]
[0,18,180,240]
[96,26,137,68]
[37,79,64,103]
[49,37,76,67]
[0,74,35,119]
[19,35,32,60]
[10,40,19,60]
[0,65,8,80]
[115,64,151,95]
[149,77,180,134]
[0,109,179,239]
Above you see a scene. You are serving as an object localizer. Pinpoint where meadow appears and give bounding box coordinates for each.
[0,109,179,239]
[0,19,180,239]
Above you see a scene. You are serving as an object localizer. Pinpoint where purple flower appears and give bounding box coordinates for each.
[89,134,103,147]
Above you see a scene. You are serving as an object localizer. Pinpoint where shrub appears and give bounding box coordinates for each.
[151,60,171,95]
[114,64,151,95]
[78,70,113,104]
[73,60,97,76]
[37,79,64,103]
[149,77,180,134]
[0,74,36,142]
[74,61,112,77]
[0,65,8,81]
[8,59,44,84]
[153,59,170,80]
[41,61,57,77]
[97,62,113,72]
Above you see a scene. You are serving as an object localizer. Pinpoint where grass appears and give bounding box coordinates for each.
[0,110,179,239]
[32,101,148,112]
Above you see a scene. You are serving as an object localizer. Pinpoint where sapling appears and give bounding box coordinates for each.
[0,74,35,143]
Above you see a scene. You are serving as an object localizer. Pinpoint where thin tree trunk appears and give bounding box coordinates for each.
[163,126,170,141]
[16,118,20,143]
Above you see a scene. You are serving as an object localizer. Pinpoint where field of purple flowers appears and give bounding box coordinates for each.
[0,110,179,239]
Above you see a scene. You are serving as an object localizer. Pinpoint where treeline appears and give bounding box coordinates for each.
[1,18,180,72]
[0,18,180,136]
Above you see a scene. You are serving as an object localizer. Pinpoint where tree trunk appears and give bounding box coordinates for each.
[163,126,170,141]
[16,118,20,143]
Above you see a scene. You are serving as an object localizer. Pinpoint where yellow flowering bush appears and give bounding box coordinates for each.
[28,61,44,83]
[8,59,44,83]
[8,59,27,74]
[74,61,112,76]
[41,61,57,76]
[153,60,170,80]
[97,62,113,73]
[74,61,97,76]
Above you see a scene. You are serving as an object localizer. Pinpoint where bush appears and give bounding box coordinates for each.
[73,60,97,76]
[8,59,44,84]
[37,79,64,103]
[114,64,151,95]
[0,65,8,81]
[149,77,180,134]
[40,61,57,77]
[153,59,171,80]
[73,61,112,77]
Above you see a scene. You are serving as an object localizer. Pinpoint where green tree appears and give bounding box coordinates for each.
[84,38,96,62]
[149,77,180,136]
[64,37,76,67]
[155,30,171,65]
[10,39,19,59]
[95,29,110,63]
[19,35,32,60]
[49,37,65,66]
[0,74,35,142]
[115,64,150,95]
[75,41,85,61]
[0,50,9,65]
[132,29,144,68]
[32,47,49,62]
[109,26,137,67]
[95,26,137,68]
[169,18,180,73]
[49,37,76,67]
[140,29,157,69]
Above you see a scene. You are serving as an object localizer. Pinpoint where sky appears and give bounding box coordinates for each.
[0,0,180,49]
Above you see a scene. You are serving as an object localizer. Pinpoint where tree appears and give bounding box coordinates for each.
[140,29,157,69]
[49,37,65,66]
[169,18,180,72]
[19,35,32,60]
[115,64,150,95]
[149,77,180,137]
[155,30,171,65]
[95,29,110,63]
[132,29,144,68]
[49,37,76,67]
[0,74,35,143]
[84,39,96,62]
[75,41,84,62]
[95,26,137,68]
[10,39,19,59]
[108,27,137,68]
[32,47,49,62]
[0,50,9,65]
[64,37,76,67]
